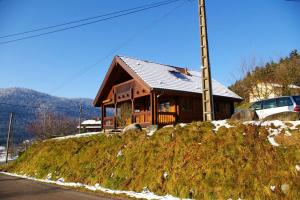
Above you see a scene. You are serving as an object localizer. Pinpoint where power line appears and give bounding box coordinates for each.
[49,1,187,95]
[0,0,180,45]
[0,0,177,39]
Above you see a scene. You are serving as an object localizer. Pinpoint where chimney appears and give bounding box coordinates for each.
[174,67,189,75]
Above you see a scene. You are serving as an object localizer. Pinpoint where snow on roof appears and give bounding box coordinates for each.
[119,56,242,100]
[81,120,101,125]
[271,83,300,89]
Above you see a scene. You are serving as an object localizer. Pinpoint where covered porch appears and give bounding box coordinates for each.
[101,80,178,130]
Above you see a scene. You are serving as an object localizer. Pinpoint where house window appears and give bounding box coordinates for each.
[159,102,170,112]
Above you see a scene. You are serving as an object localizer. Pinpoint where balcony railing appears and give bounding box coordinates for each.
[104,111,177,129]
[114,79,135,94]
[158,112,177,125]
[133,111,151,124]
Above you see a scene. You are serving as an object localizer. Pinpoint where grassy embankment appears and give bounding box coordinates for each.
[1,121,300,199]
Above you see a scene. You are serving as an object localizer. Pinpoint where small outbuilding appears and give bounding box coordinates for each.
[78,119,102,133]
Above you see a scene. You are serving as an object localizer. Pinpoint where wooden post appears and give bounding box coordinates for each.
[153,93,158,125]
[113,90,117,130]
[114,103,117,129]
[130,88,135,124]
[150,94,154,125]
[5,113,13,164]
[101,104,104,130]
[175,97,178,123]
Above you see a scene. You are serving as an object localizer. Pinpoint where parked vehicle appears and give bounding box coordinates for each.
[249,96,300,119]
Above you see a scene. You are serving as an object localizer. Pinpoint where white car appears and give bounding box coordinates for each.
[250,96,300,119]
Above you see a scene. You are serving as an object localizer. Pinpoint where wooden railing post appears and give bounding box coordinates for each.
[113,89,117,130]
[153,93,158,125]
[131,88,135,124]
[101,104,104,130]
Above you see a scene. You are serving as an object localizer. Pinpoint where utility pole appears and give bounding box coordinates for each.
[79,103,82,134]
[198,0,214,121]
[43,112,46,138]
[5,113,13,163]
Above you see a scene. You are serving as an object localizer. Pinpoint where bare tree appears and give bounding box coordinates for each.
[27,112,78,140]
[230,51,300,104]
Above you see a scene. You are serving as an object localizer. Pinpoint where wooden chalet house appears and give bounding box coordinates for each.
[94,56,242,130]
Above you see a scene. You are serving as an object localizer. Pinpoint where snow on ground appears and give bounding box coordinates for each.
[0,146,19,163]
[244,120,300,146]
[211,120,234,131]
[245,121,298,146]
[244,120,300,133]
[0,172,190,200]
[211,120,300,147]
[146,120,299,147]
[147,130,156,136]
[50,131,103,141]
[267,137,280,147]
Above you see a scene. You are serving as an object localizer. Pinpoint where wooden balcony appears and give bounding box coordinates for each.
[114,79,135,94]
[109,79,149,103]
[158,112,177,125]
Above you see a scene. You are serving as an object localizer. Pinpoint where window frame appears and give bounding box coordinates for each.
[292,96,300,105]
[251,101,262,110]
[276,97,293,107]
[159,101,170,112]
[262,98,277,109]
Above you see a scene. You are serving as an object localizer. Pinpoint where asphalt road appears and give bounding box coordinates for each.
[0,173,126,200]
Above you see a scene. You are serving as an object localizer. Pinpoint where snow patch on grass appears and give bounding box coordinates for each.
[267,137,280,147]
[0,147,18,163]
[51,131,103,141]
[0,172,190,200]
[211,120,233,131]
[243,120,300,146]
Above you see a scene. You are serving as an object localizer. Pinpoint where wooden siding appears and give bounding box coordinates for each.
[157,95,234,123]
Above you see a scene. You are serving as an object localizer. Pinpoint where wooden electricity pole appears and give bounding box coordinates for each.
[5,113,13,163]
[198,0,214,121]
[79,103,82,134]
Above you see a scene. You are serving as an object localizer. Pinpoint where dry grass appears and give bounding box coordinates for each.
[1,121,300,199]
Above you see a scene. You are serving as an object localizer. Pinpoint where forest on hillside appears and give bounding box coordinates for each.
[229,50,300,103]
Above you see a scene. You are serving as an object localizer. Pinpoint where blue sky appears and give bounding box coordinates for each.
[0,0,299,99]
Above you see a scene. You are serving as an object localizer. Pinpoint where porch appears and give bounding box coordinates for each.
[102,111,178,129]
[101,80,178,129]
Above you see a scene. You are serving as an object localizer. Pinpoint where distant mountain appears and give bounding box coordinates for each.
[0,88,100,146]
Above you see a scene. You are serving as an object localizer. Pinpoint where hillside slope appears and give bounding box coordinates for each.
[2,121,300,199]
[0,88,100,145]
